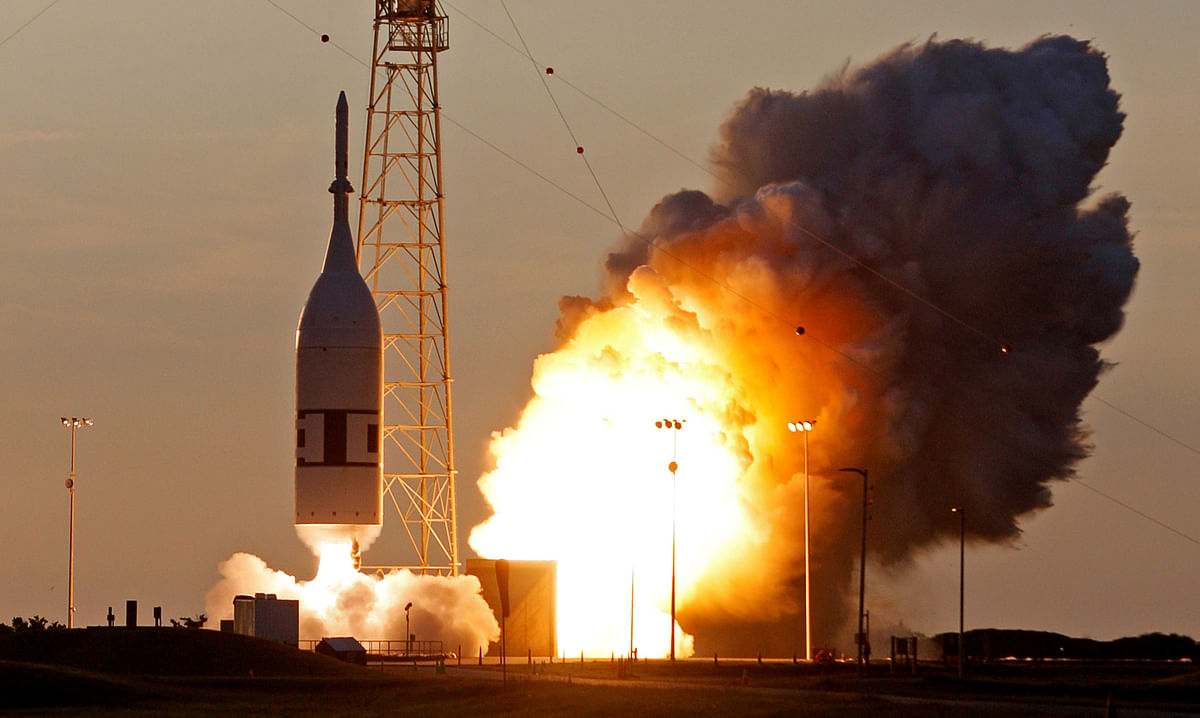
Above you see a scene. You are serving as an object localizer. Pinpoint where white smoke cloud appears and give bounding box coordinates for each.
[205,551,499,655]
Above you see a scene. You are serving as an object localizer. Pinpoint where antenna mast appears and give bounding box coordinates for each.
[357,0,457,575]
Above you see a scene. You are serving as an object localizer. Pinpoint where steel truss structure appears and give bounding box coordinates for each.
[356,0,457,575]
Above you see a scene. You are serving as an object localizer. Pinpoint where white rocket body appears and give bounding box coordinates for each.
[295,92,383,527]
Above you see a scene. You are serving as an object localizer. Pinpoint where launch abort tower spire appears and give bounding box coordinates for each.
[356,0,457,575]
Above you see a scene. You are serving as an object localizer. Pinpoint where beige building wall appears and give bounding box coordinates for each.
[466,559,556,658]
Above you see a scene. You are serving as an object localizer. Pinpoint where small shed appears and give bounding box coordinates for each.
[316,636,367,665]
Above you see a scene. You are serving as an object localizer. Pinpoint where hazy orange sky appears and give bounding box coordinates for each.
[2,0,1197,642]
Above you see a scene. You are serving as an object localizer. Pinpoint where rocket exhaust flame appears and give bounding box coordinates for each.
[295,524,381,557]
[471,35,1137,655]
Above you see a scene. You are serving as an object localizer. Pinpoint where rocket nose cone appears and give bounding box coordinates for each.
[322,223,358,273]
[297,266,381,349]
[338,91,348,112]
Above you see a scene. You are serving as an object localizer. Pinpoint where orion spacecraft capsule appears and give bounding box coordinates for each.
[294,91,383,526]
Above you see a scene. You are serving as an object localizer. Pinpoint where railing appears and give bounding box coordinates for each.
[300,638,448,661]
[364,638,446,659]
[385,15,448,53]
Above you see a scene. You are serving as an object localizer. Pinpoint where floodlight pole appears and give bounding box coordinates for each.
[404,601,413,656]
[670,456,677,662]
[788,420,817,661]
[839,467,868,674]
[61,416,92,629]
[629,563,635,665]
[952,506,965,679]
[655,418,684,661]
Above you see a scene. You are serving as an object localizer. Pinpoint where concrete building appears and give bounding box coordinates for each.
[232,593,299,647]
[465,559,556,658]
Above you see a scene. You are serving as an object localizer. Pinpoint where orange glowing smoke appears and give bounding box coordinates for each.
[470,195,883,657]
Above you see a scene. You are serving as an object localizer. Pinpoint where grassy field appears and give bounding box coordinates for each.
[2,629,1199,716]
[0,662,1087,717]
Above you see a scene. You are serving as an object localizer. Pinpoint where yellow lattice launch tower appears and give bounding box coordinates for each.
[356,0,457,575]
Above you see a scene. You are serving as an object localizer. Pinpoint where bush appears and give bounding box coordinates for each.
[169,613,207,629]
[5,616,65,632]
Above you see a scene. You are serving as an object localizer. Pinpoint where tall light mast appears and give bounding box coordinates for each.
[356,0,457,575]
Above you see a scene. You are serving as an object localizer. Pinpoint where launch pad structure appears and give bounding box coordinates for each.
[356,0,458,575]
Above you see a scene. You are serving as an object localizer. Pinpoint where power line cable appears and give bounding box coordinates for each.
[1075,479,1200,547]
[263,0,361,65]
[0,0,61,51]
[1088,393,1200,459]
[442,115,613,225]
[445,1,716,184]
[498,0,629,239]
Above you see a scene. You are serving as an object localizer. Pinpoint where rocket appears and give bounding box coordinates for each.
[294,91,383,526]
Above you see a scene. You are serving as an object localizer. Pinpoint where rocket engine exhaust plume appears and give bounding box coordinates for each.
[470,35,1137,655]
[295,524,382,556]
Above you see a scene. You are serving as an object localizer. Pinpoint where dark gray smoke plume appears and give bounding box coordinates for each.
[571,35,1137,653]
